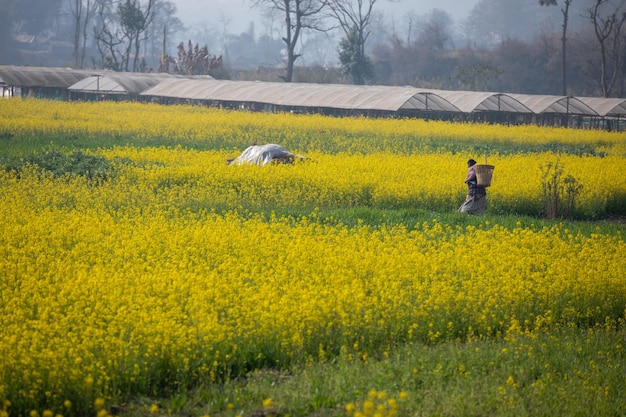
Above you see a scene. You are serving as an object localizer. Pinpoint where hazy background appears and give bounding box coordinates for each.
[174,0,483,65]
[2,0,623,96]
[173,0,479,34]
[168,0,593,68]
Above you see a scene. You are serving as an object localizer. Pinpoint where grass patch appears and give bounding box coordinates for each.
[114,326,626,417]
[1,149,117,184]
[0,133,120,156]
[0,133,607,157]
[258,207,625,237]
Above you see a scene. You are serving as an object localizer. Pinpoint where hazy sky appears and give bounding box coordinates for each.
[171,0,480,34]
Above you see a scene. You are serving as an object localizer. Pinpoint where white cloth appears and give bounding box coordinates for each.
[232,144,298,165]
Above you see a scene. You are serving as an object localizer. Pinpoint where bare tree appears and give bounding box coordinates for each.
[0,0,14,62]
[251,0,330,82]
[417,9,455,51]
[328,0,376,39]
[94,0,124,70]
[587,0,626,97]
[69,0,94,68]
[119,0,154,71]
[539,0,573,96]
[94,0,154,71]
[328,0,378,84]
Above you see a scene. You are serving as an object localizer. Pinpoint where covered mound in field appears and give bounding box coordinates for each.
[227,144,305,165]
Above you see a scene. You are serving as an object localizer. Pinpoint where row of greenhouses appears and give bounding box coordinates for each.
[2,65,624,129]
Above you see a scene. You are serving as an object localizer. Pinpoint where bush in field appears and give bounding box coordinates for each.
[540,160,584,219]
[2,150,113,184]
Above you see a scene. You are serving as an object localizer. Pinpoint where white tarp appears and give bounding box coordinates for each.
[229,144,304,165]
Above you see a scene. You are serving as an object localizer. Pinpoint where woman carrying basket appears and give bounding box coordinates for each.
[459,159,487,215]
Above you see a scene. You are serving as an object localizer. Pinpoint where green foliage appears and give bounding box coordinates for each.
[540,160,583,219]
[2,149,114,184]
[0,132,604,159]
[113,326,626,417]
[338,26,373,85]
[118,0,147,34]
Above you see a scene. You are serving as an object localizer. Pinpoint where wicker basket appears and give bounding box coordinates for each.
[475,164,495,187]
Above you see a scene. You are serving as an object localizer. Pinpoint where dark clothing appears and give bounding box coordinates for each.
[467,181,487,197]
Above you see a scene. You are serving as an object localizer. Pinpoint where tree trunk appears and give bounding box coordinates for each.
[589,0,621,97]
[79,0,92,69]
[253,0,328,82]
[71,0,85,68]
[560,0,571,96]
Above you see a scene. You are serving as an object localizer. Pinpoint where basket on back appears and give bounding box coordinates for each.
[475,164,495,187]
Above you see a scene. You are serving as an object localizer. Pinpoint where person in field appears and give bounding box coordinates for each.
[459,158,487,215]
[227,143,305,165]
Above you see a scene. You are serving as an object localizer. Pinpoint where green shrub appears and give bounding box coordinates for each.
[2,150,113,184]
[540,160,583,219]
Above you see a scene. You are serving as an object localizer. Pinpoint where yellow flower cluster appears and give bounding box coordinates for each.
[345,390,407,417]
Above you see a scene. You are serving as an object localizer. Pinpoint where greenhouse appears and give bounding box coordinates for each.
[67,72,212,101]
[1,65,624,129]
[0,65,97,99]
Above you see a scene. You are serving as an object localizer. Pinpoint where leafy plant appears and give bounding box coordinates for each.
[540,160,583,219]
[3,150,113,184]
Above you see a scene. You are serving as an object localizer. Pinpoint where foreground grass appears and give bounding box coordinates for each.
[315,207,625,235]
[116,326,625,417]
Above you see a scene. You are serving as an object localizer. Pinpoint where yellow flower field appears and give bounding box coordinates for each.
[0,99,625,416]
[1,168,625,412]
[1,99,625,154]
[122,147,625,216]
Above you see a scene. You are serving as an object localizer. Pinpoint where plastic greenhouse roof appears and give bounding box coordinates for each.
[68,72,212,95]
[69,75,129,94]
[576,97,626,117]
[140,80,543,113]
[508,94,598,115]
[0,65,95,87]
[140,79,466,112]
[0,65,211,94]
[431,90,533,113]
[3,65,625,118]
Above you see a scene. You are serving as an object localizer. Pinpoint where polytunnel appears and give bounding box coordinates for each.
[576,97,626,117]
[0,65,99,98]
[508,94,598,116]
[68,72,212,99]
[140,79,463,113]
[430,90,533,113]
[0,65,92,88]
[2,65,625,130]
